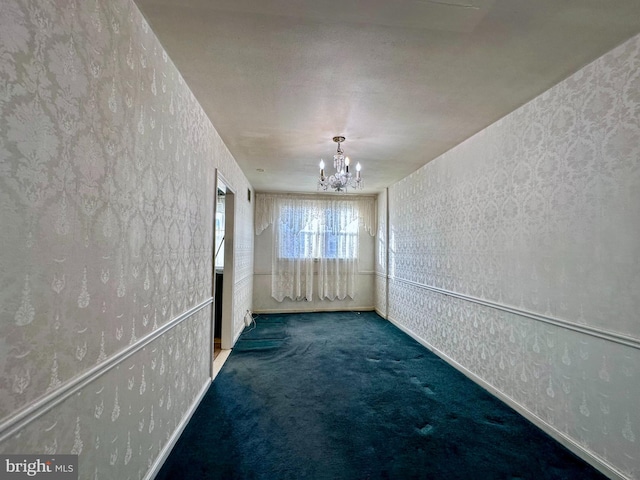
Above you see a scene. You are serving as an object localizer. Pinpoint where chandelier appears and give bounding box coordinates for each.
[317,136,363,192]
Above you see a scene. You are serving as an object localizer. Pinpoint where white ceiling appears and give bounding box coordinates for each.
[134,0,640,194]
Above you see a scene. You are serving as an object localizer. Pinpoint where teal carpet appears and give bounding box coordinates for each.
[156,311,607,479]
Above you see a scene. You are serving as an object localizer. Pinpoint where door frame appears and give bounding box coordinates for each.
[211,170,236,377]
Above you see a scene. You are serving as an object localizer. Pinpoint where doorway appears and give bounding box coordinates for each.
[212,172,235,376]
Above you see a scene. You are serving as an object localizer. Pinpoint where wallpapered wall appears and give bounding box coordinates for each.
[0,0,254,478]
[379,35,640,478]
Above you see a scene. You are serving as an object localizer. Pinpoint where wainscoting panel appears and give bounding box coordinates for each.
[0,306,212,480]
[388,278,639,478]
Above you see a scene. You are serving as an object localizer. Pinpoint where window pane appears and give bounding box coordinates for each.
[277,202,359,259]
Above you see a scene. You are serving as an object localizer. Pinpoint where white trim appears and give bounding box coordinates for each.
[217,171,236,351]
[390,276,640,350]
[212,349,232,381]
[386,314,629,480]
[146,378,211,480]
[0,297,213,443]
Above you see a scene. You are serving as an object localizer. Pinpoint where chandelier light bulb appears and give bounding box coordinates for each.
[356,162,361,171]
[317,136,363,192]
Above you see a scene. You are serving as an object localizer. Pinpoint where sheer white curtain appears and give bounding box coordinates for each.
[255,194,376,302]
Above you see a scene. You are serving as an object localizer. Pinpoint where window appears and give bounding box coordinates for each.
[278,206,359,260]
[255,193,375,302]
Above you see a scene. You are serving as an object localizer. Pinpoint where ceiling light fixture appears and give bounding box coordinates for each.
[317,136,363,192]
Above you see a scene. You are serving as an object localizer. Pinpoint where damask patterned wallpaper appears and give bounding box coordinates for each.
[0,0,253,478]
[386,35,640,478]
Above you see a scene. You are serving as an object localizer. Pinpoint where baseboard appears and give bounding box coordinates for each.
[252,306,375,314]
[386,315,629,480]
[374,307,386,319]
[146,378,211,480]
[253,271,376,276]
